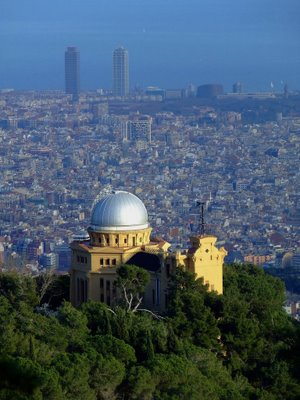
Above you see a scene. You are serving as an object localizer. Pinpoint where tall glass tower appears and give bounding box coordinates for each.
[113,47,129,97]
[65,47,80,101]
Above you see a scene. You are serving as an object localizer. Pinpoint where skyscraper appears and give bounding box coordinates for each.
[113,47,129,97]
[65,46,80,101]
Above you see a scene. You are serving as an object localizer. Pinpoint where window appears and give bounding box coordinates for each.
[112,259,116,266]
[77,255,80,262]
[115,238,118,244]
[77,278,88,303]
[100,278,104,289]
[105,259,110,266]
[80,256,84,263]
[100,258,104,266]
[99,237,102,244]
[124,238,127,244]
[100,293,104,302]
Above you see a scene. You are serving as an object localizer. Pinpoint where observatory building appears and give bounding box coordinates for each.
[70,191,227,311]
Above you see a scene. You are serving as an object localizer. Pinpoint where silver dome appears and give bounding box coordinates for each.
[90,191,149,232]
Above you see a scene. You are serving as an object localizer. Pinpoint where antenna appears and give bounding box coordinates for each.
[196,201,206,236]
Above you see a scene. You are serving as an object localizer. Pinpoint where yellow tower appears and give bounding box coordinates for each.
[168,235,227,293]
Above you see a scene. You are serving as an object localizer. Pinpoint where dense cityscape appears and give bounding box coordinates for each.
[1,1,300,398]
[0,86,300,273]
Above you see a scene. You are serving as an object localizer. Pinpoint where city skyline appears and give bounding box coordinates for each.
[1,0,299,92]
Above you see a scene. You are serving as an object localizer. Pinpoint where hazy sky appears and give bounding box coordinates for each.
[1,0,299,91]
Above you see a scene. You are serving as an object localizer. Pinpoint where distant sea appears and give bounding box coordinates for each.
[1,0,299,92]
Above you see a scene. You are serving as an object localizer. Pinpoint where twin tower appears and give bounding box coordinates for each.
[70,191,227,312]
[65,46,129,100]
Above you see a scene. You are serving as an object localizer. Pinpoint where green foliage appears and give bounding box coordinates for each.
[0,356,44,399]
[88,353,125,400]
[0,272,38,308]
[0,297,18,355]
[0,265,299,399]
[81,300,113,335]
[52,353,95,400]
[267,267,300,295]
[167,267,220,350]
[220,264,299,398]
[187,346,253,400]
[126,365,156,400]
[146,354,218,400]
[56,301,89,351]
[117,264,150,294]
[116,264,150,310]
[87,334,136,365]
[35,274,70,308]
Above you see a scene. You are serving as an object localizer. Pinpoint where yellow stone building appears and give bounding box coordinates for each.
[70,191,227,312]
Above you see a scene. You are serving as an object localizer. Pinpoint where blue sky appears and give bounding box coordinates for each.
[1,0,299,91]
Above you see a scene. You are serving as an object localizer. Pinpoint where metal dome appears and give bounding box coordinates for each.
[90,191,149,232]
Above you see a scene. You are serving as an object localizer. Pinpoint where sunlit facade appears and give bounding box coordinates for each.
[70,191,227,311]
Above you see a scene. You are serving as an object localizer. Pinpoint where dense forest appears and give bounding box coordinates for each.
[0,263,299,400]
[266,267,300,295]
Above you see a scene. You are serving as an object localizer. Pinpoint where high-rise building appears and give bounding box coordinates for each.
[233,81,242,93]
[65,46,80,101]
[113,47,129,97]
[128,115,152,142]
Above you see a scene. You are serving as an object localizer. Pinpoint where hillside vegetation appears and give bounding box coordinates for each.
[0,264,299,400]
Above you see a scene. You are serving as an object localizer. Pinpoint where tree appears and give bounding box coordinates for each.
[81,301,113,335]
[88,351,125,400]
[52,353,95,400]
[35,272,70,308]
[0,356,45,400]
[167,267,220,350]
[116,264,150,312]
[0,266,299,399]
[220,263,300,398]
[126,366,156,400]
[0,272,38,308]
[146,354,217,400]
[87,334,136,365]
[0,297,18,355]
[56,301,89,352]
